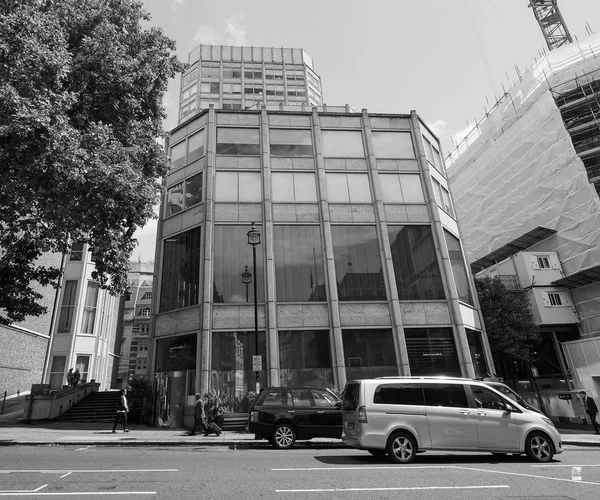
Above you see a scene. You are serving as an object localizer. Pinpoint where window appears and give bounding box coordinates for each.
[467,329,489,379]
[170,129,205,168]
[180,99,197,119]
[544,291,571,307]
[312,388,339,407]
[201,63,219,78]
[216,128,260,155]
[422,383,468,407]
[57,280,77,333]
[182,66,198,86]
[244,82,263,97]
[222,99,242,110]
[471,386,508,410]
[75,355,90,384]
[265,84,285,100]
[200,82,220,95]
[423,138,445,174]
[69,242,84,261]
[223,63,242,79]
[269,129,313,156]
[373,384,425,405]
[372,131,415,158]
[431,177,454,216]
[181,83,197,101]
[405,328,461,376]
[342,329,398,380]
[537,256,551,269]
[271,173,317,203]
[379,174,425,204]
[265,66,284,80]
[331,226,386,301]
[549,293,562,306]
[140,308,151,317]
[215,172,262,202]
[222,83,242,95]
[81,282,99,334]
[326,173,372,203]
[261,389,286,406]
[170,140,186,169]
[321,130,365,157]
[141,292,153,301]
[388,226,445,300]
[213,225,265,303]
[444,231,473,305]
[279,330,333,386]
[273,226,326,302]
[49,356,66,390]
[160,228,201,312]
[166,173,203,216]
[244,64,263,80]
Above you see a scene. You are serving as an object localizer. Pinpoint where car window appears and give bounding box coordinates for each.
[261,390,285,406]
[422,383,468,408]
[373,384,425,405]
[472,386,508,410]
[289,389,312,406]
[312,389,339,407]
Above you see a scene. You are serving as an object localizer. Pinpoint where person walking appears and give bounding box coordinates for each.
[580,391,600,434]
[112,388,129,433]
[66,368,74,388]
[189,393,208,436]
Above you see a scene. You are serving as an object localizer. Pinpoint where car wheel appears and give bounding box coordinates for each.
[386,431,417,464]
[525,432,554,462]
[272,423,296,449]
[367,448,387,458]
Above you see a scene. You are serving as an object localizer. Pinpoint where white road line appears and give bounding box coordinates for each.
[0,469,178,474]
[456,466,600,486]
[531,464,600,468]
[273,465,455,471]
[0,492,157,496]
[0,485,47,494]
[75,446,94,452]
[59,473,71,479]
[276,485,510,493]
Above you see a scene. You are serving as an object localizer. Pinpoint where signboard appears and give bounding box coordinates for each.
[558,394,572,400]
[252,355,262,372]
[30,384,51,396]
[531,367,539,378]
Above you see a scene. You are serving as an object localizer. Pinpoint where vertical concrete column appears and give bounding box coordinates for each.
[312,109,345,390]
[361,110,410,375]
[199,106,217,393]
[261,107,278,386]
[410,111,475,378]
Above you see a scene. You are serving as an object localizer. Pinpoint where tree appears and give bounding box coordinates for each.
[474,276,541,382]
[0,0,185,324]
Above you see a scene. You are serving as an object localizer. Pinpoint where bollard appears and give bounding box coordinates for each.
[1,391,6,415]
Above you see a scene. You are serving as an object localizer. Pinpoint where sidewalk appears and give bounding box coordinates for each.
[2,411,600,448]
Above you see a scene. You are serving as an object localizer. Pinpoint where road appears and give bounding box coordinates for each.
[0,444,599,499]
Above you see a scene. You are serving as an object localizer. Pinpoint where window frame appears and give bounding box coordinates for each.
[165,172,203,217]
[216,127,261,156]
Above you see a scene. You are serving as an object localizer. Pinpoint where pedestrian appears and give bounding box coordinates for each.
[579,391,600,434]
[189,393,208,436]
[72,368,80,387]
[66,368,74,388]
[112,388,129,433]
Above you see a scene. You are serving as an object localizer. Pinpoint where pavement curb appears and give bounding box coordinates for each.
[0,440,347,448]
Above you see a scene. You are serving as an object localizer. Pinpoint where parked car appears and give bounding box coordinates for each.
[249,386,342,449]
[480,380,544,415]
[342,377,562,464]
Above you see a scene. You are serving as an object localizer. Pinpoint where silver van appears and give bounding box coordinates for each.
[342,377,562,464]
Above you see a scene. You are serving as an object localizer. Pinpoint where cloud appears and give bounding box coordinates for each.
[194,26,220,45]
[225,13,247,45]
[170,0,185,10]
[192,12,247,47]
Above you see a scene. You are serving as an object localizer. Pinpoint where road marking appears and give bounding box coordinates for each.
[75,446,94,452]
[457,466,600,486]
[531,464,600,467]
[59,473,71,479]
[276,485,510,493]
[0,486,47,494]
[0,492,157,496]
[0,469,178,474]
[273,465,456,471]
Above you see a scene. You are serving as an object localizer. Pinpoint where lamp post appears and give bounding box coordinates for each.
[246,222,261,395]
[241,265,252,303]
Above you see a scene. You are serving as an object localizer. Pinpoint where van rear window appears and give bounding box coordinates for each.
[373,384,425,405]
[343,382,360,411]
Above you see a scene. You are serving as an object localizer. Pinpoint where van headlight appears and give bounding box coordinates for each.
[542,417,555,427]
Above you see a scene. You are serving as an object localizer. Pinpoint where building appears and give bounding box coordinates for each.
[447,32,600,422]
[150,45,492,428]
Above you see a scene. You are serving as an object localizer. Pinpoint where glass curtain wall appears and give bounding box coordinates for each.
[405,327,461,376]
[278,330,333,386]
[466,329,490,378]
[444,231,474,305]
[342,329,398,380]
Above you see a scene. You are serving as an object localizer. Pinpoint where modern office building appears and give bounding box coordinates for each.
[447,32,600,422]
[151,46,491,428]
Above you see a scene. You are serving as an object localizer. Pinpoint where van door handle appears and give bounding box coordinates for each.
[460,410,471,415]
[477,411,487,416]
[288,410,295,413]
[316,410,325,414]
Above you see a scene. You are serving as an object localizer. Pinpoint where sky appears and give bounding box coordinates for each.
[130,0,600,262]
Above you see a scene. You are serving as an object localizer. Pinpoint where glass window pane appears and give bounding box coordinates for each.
[215,172,238,202]
[331,226,386,301]
[399,174,425,203]
[440,187,453,216]
[388,226,445,300]
[184,173,203,208]
[166,182,184,215]
[187,129,205,163]
[444,231,473,305]
[326,174,349,203]
[81,282,99,334]
[342,329,397,380]
[467,329,489,379]
[380,174,403,203]
[57,280,78,333]
[278,330,333,386]
[170,140,186,168]
[216,128,260,155]
[69,241,84,261]
[293,173,317,202]
[269,129,313,156]
[422,383,467,407]
[373,383,425,405]
[347,174,371,203]
[372,131,415,158]
[238,172,262,202]
[213,225,265,303]
[271,172,294,202]
[321,130,365,157]
[406,327,461,376]
[273,226,326,302]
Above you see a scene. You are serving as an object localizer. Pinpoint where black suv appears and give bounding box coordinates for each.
[249,387,343,449]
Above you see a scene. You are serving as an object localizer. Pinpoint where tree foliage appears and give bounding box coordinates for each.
[474,276,541,362]
[0,0,184,324]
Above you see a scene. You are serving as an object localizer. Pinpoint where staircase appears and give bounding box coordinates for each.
[56,390,121,422]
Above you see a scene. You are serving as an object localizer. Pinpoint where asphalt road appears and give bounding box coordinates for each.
[1,444,599,499]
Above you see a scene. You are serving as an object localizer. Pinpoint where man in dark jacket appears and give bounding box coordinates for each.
[189,393,207,436]
[112,388,129,433]
[580,391,600,434]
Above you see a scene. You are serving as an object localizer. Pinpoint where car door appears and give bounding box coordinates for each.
[422,383,479,450]
[288,388,316,438]
[469,385,520,452]
[310,388,342,438]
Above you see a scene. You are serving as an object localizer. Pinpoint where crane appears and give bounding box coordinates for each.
[529,0,573,51]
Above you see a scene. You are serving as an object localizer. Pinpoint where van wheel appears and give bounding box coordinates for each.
[272,424,296,449]
[525,432,554,462]
[386,431,417,464]
[367,448,387,458]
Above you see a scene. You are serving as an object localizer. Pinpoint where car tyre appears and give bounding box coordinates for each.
[525,432,554,462]
[367,448,387,458]
[272,423,296,449]
[386,431,417,464]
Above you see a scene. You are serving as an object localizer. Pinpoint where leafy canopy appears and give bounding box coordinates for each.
[0,0,184,324]
[474,276,541,362]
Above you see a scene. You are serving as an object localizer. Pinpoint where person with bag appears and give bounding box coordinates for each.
[205,400,222,437]
[580,391,600,434]
[189,393,208,436]
[66,368,74,388]
[72,368,80,387]
[112,388,129,433]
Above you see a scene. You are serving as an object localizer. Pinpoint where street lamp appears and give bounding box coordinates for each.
[246,222,261,396]
[241,265,252,303]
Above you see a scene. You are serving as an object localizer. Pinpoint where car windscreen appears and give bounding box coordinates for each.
[343,382,360,411]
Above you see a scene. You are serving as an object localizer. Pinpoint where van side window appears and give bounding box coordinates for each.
[343,382,360,411]
[471,387,507,410]
[373,384,425,405]
[422,383,468,408]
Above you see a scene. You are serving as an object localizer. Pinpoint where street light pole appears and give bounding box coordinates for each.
[246,222,261,396]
